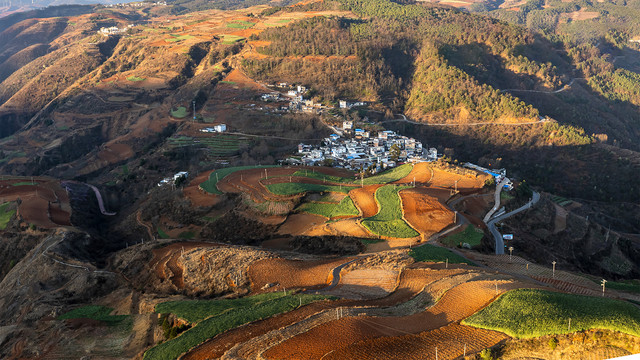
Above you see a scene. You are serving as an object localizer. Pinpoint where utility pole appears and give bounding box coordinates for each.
[445,258,448,269]
[552,261,557,279]
[601,279,607,296]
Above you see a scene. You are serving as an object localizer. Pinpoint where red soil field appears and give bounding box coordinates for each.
[304,218,373,238]
[0,178,72,228]
[429,168,487,194]
[276,213,326,236]
[183,170,220,207]
[349,184,384,218]
[400,187,454,236]
[393,162,434,184]
[182,300,354,360]
[248,257,354,293]
[328,323,509,360]
[217,167,299,203]
[265,279,531,359]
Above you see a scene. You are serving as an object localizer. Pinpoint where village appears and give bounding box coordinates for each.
[260,83,366,114]
[295,121,439,172]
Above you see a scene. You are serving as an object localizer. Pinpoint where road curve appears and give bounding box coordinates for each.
[483,179,509,223]
[84,183,116,216]
[487,191,540,254]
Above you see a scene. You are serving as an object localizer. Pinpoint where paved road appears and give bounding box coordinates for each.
[501,78,582,94]
[487,191,540,254]
[85,183,116,216]
[483,179,509,223]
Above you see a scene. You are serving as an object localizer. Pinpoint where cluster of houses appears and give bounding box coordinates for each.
[99,24,134,36]
[200,124,227,133]
[295,122,439,172]
[157,171,188,187]
[261,83,365,114]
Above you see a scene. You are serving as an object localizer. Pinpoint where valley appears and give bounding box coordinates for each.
[0,0,638,358]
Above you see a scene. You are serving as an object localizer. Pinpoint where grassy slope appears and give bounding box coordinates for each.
[0,202,15,230]
[297,196,359,218]
[361,185,418,238]
[361,164,413,185]
[440,225,483,247]
[58,305,128,326]
[144,293,331,360]
[463,289,640,338]
[408,244,474,265]
[266,182,351,195]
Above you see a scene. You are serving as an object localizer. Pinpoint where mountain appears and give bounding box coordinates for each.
[0,0,639,358]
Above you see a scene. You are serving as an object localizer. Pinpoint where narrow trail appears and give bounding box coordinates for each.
[500,78,582,94]
[136,210,154,240]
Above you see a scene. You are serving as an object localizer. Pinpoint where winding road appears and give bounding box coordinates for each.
[380,113,548,127]
[486,190,540,254]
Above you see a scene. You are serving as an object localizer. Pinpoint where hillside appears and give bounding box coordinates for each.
[0,0,638,359]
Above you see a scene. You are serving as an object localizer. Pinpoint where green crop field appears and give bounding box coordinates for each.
[155,292,288,323]
[463,289,640,338]
[596,279,640,294]
[157,227,170,239]
[409,244,474,265]
[200,165,280,194]
[0,202,15,230]
[361,185,418,238]
[297,196,359,218]
[171,107,187,118]
[168,135,247,157]
[219,34,245,44]
[266,182,351,195]
[145,293,331,360]
[226,20,255,29]
[126,75,145,81]
[58,305,128,326]
[361,164,413,185]
[292,165,412,186]
[11,181,36,186]
[440,225,483,248]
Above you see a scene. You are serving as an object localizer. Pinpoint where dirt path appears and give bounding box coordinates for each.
[248,258,356,294]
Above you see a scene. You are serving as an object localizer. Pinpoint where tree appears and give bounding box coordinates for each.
[389,144,401,162]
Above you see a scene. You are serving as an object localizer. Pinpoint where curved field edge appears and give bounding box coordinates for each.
[199,165,280,194]
[361,184,419,238]
[143,294,332,360]
[461,288,640,339]
[291,164,413,185]
[408,244,475,265]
